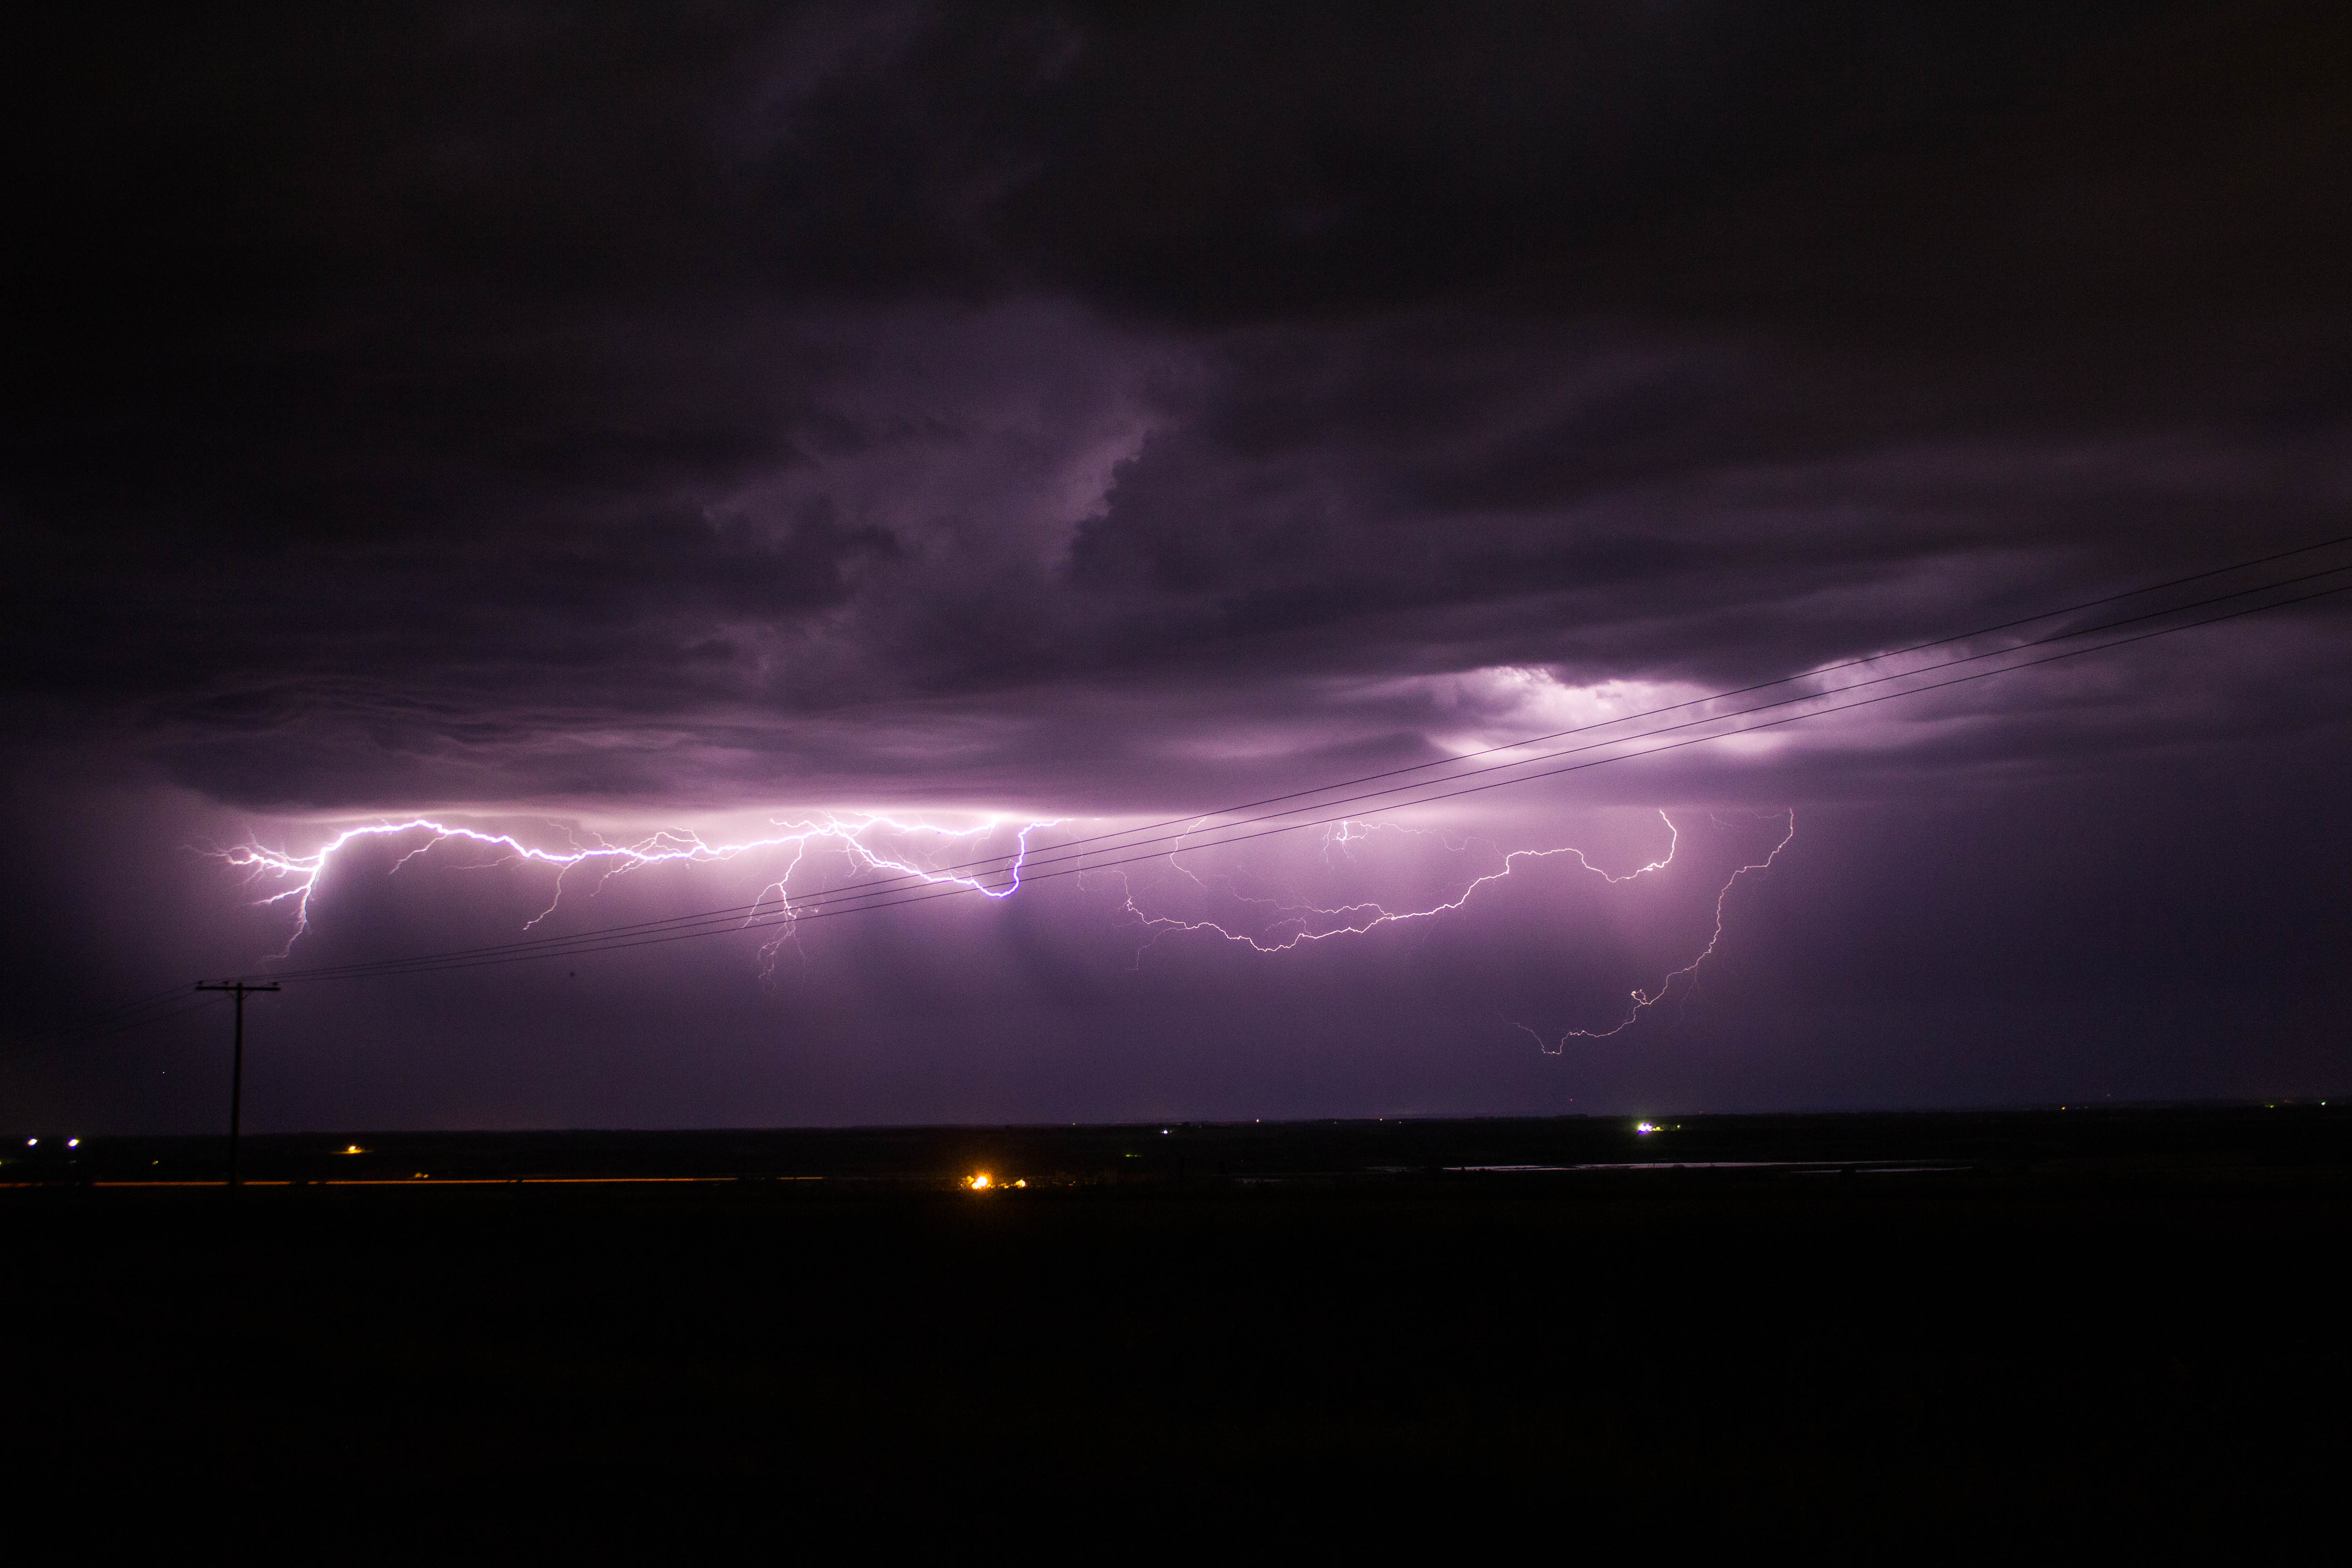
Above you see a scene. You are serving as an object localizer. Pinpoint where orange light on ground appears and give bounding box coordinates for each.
[343,1145,364,1155]
[966,1173,992,1190]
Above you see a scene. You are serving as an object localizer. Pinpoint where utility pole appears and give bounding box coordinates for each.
[195,981,280,1187]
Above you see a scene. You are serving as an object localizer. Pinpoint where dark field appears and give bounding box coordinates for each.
[6,1107,2347,1548]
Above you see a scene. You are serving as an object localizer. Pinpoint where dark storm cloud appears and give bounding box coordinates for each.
[5,1,2348,815]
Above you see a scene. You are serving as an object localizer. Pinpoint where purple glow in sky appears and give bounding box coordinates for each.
[5,3,2349,1129]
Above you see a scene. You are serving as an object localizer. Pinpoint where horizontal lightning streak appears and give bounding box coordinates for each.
[1108,814,1683,955]
[347,542,2352,951]
[9,537,2347,1063]
[220,812,1059,957]
[218,560,2352,986]
[1507,811,1797,1051]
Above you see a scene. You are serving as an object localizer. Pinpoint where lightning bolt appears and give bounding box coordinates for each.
[217,813,1060,958]
[1103,812,1684,956]
[217,804,1791,1054]
[1102,808,1793,1049]
[1504,808,1797,1053]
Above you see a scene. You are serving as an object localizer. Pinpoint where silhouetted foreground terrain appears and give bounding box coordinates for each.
[5,1107,2345,1549]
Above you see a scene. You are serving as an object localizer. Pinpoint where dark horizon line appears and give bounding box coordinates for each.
[8,1096,2336,1142]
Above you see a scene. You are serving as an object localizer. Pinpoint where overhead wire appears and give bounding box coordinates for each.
[11,534,2347,1046]
[9,984,216,1054]
[240,564,2352,984]
[221,543,2352,985]
[0,992,225,1070]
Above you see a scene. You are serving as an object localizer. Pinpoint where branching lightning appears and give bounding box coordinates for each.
[219,813,1059,958]
[219,803,1792,1054]
[20,537,2323,1092]
[1102,808,1795,1047]
[105,540,2349,1082]
[1504,809,1797,1053]
[1105,813,1684,955]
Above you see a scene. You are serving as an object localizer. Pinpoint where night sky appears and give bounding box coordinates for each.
[5,2,2348,1132]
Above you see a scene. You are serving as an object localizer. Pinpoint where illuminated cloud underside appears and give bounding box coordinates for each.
[223,804,1795,1051]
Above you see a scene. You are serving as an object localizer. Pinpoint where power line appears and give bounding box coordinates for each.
[194,981,278,1186]
[0,993,225,1070]
[810,530,2352,869]
[14,983,200,1046]
[11,988,213,1051]
[239,571,2352,985]
[12,533,2347,1044]
[226,561,2352,984]
[218,553,2352,987]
